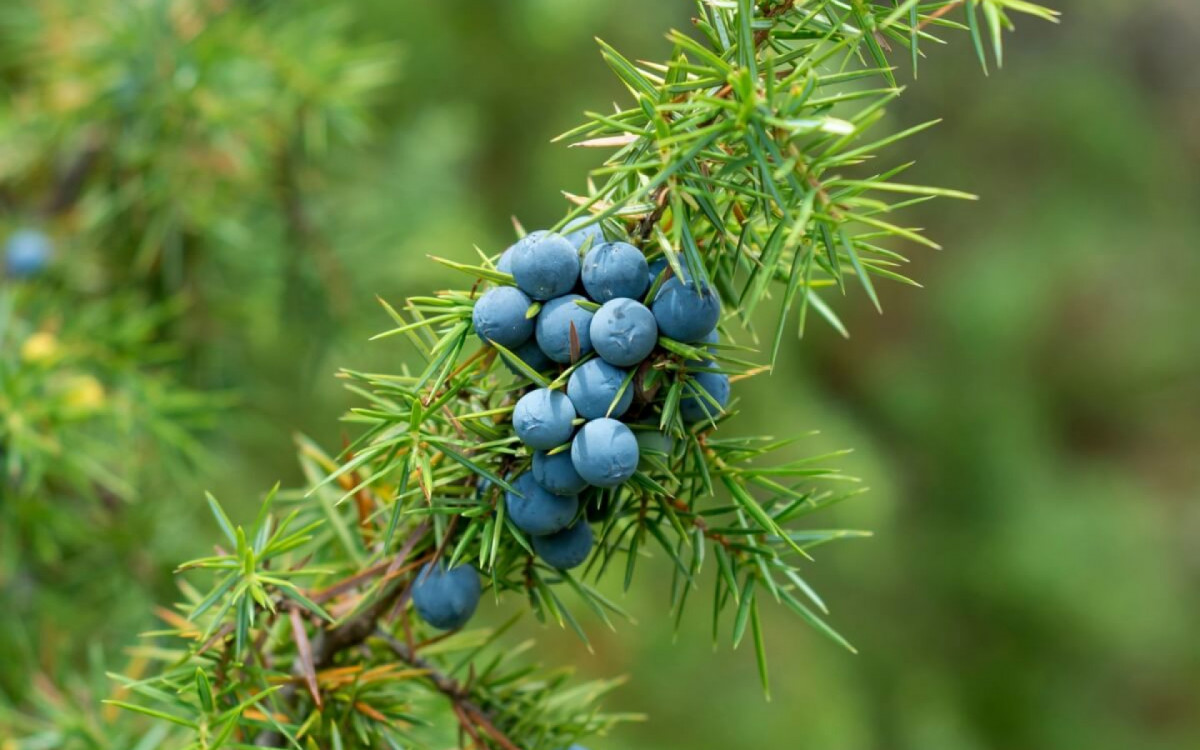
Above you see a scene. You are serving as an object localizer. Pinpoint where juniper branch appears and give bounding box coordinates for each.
[105,3,1058,748]
[378,631,522,750]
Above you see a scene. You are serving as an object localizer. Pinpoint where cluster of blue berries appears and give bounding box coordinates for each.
[410,220,731,634]
[478,223,728,558]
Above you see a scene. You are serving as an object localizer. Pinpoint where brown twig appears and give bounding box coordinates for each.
[754,0,797,45]
[253,522,432,747]
[378,631,522,750]
[670,497,734,551]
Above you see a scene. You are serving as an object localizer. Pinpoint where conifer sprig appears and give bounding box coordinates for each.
[109,2,1056,748]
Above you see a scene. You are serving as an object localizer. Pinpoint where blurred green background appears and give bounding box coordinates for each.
[3,1,1198,748]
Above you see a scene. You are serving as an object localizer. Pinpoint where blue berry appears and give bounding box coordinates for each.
[652,273,721,342]
[581,242,648,303]
[512,233,580,300]
[566,358,632,420]
[498,231,545,274]
[473,286,534,349]
[512,388,576,450]
[590,298,658,367]
[532,450,588,496]
[497,249,514,274]
[411,562,482,631]
[683,328,720,370]
[562,217,605,250]
[5,229,51,279]
[647,256,669,287]
[571,418,639,488]
[680,367,730,423]
[500,338,554,376]
[532,522,594,570]
[506,472,579,536]
[535,294,594,364]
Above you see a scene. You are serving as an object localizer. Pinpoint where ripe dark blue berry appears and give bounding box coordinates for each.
[506,472,579,536]
[683,328,720,371]
[531,521,594,570]
[500,338,554,376]
[512,233,580,300]
[411,562,482,631]
[512,388,576,450]
[498,231,545,274]
[535,294,594,364]
[680,367,730,423]
[590,298,658,367]
[5,229,51,279]
[581,242,648,303]
[647,256,668,286]
[562,217,605,250]
[652,274,721,342]
[566,358,632,420]
[571,418,639,488]
[473,286,534,349]
[532,450,588,496]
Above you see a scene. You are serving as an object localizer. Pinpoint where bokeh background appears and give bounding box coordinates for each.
[2,1,1198,748]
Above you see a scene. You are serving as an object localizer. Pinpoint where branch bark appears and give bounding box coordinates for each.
[378,631,522,750]
[253,521,431,747]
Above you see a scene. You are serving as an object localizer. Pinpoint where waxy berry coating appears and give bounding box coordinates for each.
[512,233,580,300]
[535,294,594,364]
[647,256,669,286]
[505,472,579,536]
[411,562,482,631]
[566,358,632,420]
[473,286,534,349]
[652,274,721,342]
[590,298,658,367]
[581,242,648,303]
[532,521,594,570]
[498,231,545,274]
[570,418,639,488]
[532,450,588,496]
[512,388,576,450]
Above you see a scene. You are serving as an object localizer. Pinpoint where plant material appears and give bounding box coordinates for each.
[107,2,1056,748]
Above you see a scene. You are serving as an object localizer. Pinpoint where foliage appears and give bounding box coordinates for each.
[0,281,220,702]
[0,0,394,739]
[0,0,391,283]
[95,2,1057,749]
[0,0,396,384]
